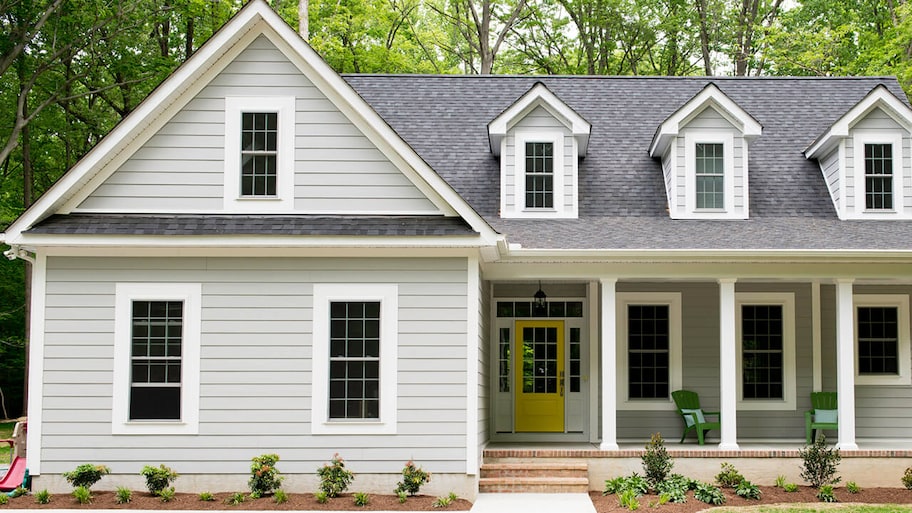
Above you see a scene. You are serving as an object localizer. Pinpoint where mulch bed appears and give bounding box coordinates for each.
[591,486,912,512]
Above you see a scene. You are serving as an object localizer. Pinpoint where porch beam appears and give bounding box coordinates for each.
[835,278,858,450]
[718,278,739,450]
[600,278,619,450]
[812,280,822,392]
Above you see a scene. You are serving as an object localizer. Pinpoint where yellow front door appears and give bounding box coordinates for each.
[514,320,565,432]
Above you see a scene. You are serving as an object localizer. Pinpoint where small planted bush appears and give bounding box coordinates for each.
[655,474,693,503]
[432,492,458,508]
[395,460,431,496]
[846,481,861,494]
[72,486,92,504]
[641,433,673,490]
[115,486,133,504]
[604,474,649,497]
[63,463,110,489]
[694,482,725,505]
[397,490,408,503]
[735,480,761,500]
[273,489,288,504]
[198,492,215,502]
[249,453,283,497]
[353,492,370,507]
[817,484,837,502]
[314,491,329,504]
[617,489,640,511]
[159,487,176,502]
[774,474,786,488]
[0,495,8,505]
[34,489,51,505]
[317,453,354,498]
[715,462,744,488]
[141,464,179,495]
[783,482,799,492]
[903,467,912,490]
[799,434,841,488]
[225,492,246,506]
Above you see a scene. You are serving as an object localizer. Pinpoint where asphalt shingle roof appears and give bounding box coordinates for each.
[344,75,912,250]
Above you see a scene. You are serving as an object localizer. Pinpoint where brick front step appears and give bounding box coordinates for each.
[479,461,589,493]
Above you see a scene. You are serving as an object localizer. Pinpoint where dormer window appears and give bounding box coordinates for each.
[489,83,589,219]
[864,143,893,210]
[224,96,295,212]
[695,142,724,209]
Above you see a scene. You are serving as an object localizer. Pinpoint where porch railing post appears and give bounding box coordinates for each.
[599,278,619,450]
[835,278,858,450]
[718,278,739,450]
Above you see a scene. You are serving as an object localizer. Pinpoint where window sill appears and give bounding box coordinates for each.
[856,374,911,386]
[113,420,197,435]
[736,398,796,411]
[618,398,675,411]
[312,421,395,435]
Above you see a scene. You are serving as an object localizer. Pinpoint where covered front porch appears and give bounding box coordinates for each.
[483,256,912,453]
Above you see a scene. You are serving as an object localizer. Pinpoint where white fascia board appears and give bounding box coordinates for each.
[14,233,493,249]
[501,247,912,261]
[488,82,591,156]
[3,3,268,241]
[649,83,762,157]
[805,85,912,159]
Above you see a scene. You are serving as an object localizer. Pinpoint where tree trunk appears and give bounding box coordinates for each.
[185,16,194,59]
[17,54,32,415]
[298,0,308,40]
[696,0,713,75]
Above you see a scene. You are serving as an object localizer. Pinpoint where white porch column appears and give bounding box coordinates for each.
[835,279,858,450]
[718,278,739,450]
[600,278,619,450]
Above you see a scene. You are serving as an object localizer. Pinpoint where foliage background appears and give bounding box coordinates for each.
[3,0,912,418]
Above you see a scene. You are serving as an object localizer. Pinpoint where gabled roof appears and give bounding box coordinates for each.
[487,82,591,156]
[804,84,912,159]
[648,82,762,157]
[2,0,498,247]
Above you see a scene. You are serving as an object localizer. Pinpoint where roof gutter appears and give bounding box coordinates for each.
[502,245,912,262]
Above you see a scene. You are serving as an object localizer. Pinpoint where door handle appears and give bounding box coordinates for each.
[559,371,565,397]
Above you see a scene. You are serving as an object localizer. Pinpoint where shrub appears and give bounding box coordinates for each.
[317,453,354,498]
[273,490,288,504]
[62,463,110,489]
[158,487,176,502]
[903,467,912,490]
[618,489,640,510]
[225,492,246,505]
[799,434,842,488]
[817,484,837,502]
[783,483,799,492]
[249,453,283,497]
[774,475,786,488]
[395,460,431,496]
[655,474,692,503]
[603,474,649,497]
[432,492,458,508]
[10,486,27,498]
[641,433,673,490]
[115,486,133,504]
[693,482,725,505]
[72,486,92,504]
[397,490,408,503]
[0,495,8,505]
[735,480,761,500]
[34,489,51,504]
[353,492,370,506]
[198,492,214,502]
[314,491,329,504]
[141,464,179,495]
[715,462,744,488]
[846,481,861,494]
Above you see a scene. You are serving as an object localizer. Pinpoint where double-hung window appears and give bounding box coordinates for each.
[695,142,724,209]
[864,143,893,210]
[113,283,201,434]
[525,142,554,209]
[735,293,795,410]
[224,97,294,211]
[854,295,911,385]
[312,284,398,434]
[616,293,682,410]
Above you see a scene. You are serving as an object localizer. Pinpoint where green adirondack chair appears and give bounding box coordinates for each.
[671,389,721,445]
[805,392,838,444]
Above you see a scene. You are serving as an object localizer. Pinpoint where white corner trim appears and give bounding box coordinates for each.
[112,283,202,435]
[615,292,682,411]
[853,293,912,385]
[734,292,797,411]
[311,283,399,435]
[25,253,47,475]
[848,131,907,219]
[224,96,295,212]
[465,257,480,475]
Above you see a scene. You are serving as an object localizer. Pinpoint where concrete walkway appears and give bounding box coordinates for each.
[470,493,596,513]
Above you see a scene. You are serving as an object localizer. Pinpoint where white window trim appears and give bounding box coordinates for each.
[683,131,738,218]
[616,292,682,411]
[224,96,295,212]
[112,283,202,435]
[851,132,905,218]
[502,130,570,218]
[735,292,796,411]
[312,284,398,434]
[854,294,912,385]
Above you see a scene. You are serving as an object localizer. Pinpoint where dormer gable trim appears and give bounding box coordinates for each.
[488,82,591,157]
[804,85,912,159]
[649,83,763,157]
[3,0,499,246]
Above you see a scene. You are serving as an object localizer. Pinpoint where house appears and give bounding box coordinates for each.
[4,0,912,496]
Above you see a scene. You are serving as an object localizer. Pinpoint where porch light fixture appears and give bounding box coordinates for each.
[534,281,547,309]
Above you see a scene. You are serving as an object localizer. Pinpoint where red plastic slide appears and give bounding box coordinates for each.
[0,456,26,492]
